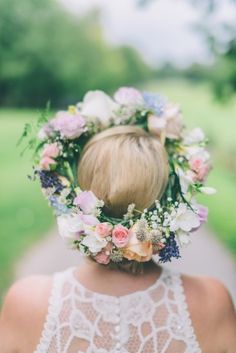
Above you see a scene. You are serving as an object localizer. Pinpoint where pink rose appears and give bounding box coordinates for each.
[74,191,99,214]
[95,251,110,265]
[40,156,56,170]
[189,157,210,182]
[96,222,113,238]
[114,87,144,106]
[112,225,130,248]
[51,111,87,139]
[42,143,60,158]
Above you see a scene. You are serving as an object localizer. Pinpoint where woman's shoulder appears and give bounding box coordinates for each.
[0,274,53,353]
[2,274,52,313]
[182,273,234,314]
[181,273,236,353]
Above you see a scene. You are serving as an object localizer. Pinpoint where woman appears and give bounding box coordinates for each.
[0,88,236,353]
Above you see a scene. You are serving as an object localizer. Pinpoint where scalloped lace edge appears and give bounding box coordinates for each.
[33,272,62,353]
[174,272,202,353]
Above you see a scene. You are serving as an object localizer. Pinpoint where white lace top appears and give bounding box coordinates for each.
[33,267,201,353]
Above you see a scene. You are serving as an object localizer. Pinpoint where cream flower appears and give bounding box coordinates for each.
[147,115,166,137]
[80,90,118,127]
[164,103,183,139]
[184,127,205,145]
[177,167,195,194]
[57,213,84,240]
[114,87,144,106]
[186,146,210,163]
[170,203,200,232]
[81,232,107,253]
[177,230,191,245]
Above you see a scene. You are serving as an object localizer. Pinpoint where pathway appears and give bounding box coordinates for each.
[15,226,236,305]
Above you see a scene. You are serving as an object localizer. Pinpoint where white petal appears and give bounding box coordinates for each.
[199,187,217,195]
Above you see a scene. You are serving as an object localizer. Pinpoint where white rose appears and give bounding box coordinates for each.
[80,90,118,127]
[81,232,107,253]
[184,128,205,145]
[177,230,191,245]
[57,213,84,240]
[170,203,200,232]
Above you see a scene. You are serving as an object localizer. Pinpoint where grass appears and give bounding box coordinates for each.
[0,80,236,300]
[0,109,54,299]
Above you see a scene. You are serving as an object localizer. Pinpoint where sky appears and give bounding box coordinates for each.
[59,0,235,67]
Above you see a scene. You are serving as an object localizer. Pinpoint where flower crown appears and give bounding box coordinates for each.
[22,87,216,265]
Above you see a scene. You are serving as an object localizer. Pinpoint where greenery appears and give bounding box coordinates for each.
[0,0,151,107]
[1,80,236,300]
[0,109,54,298]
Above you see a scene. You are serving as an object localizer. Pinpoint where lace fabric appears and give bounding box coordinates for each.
[33,267,201,353]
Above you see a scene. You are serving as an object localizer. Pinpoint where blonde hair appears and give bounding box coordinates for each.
[78,125,169,218]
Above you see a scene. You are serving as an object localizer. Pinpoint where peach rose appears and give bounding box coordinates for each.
[96,222,113,238]
[112,225,130,248]
[123,229,153,262]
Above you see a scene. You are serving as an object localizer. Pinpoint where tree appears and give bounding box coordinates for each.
[0,0,151,107]
[137,0,236,100]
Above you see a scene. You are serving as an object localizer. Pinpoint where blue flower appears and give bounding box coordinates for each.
[142,92,166,116]
[159,234,181,263]
[49,196,70,216]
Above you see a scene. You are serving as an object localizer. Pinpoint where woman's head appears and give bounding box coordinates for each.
[78,125,169,218]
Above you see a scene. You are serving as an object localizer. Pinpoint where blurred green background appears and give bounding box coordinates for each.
[0,0,236,297]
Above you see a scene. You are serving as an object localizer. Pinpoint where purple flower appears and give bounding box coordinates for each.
[50,111,87,139]
[197,205,208,224]
[74,191,99,214]
[114,87,144,106]
[80,214,99,226]
[159,234,181,263]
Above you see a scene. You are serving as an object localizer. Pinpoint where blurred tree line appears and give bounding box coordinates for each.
[139,0,236,101]
[0,0,151,107]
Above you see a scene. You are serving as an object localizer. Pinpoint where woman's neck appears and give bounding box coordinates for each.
[73,259,163,297]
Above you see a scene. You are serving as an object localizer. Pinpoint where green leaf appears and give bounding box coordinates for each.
[37,101,51,127]
[16,123,32,146]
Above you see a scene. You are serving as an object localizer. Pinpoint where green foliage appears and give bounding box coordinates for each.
[0,0,151,107]
[211,40,236,101]
[0,109,54,299]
